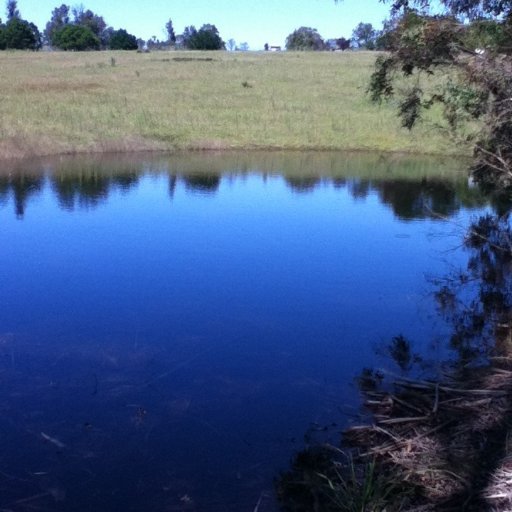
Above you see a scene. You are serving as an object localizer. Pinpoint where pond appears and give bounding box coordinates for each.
[0,151,488,512]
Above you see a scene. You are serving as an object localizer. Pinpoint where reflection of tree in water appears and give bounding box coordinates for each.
[284,176,321,193]
[348,179,371,200]
[377,179,459,219]
[332,177,347,189]
[182,173,221,193]
[278,208,512,510]
[168,175,177,199]
[0,174,44,218]
[111,173,139,193]
[1,168,489,219]
[284,175,487,218]
[51,172,139,210]
[435,213,512,365]
[0,176,9,207]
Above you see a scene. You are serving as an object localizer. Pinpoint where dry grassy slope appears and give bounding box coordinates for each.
[0,50,467,159]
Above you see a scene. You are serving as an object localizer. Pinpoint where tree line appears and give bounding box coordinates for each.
[0,1,226,51]
[0,0,395,54]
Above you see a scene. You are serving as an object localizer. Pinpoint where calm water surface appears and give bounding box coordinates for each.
[0,152,486,511]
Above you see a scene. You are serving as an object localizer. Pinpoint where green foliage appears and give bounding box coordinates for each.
[368,55,394,101]
[368,2,512,189]
[182,23,225,50]
[336,37,351,50]
[6,0,19,20]
[469,55,512,189]
[398,86,423,129]
[53,24,100,51]
[278,448,405,512]
[439,79,487,128]
[390,0,511,18]
[368,12,466,120]
[45,4,109,48]
[395,13,462,73]
[165,18,176,44]
[285,26,325,50]
[0,20,5,50]
[45,4,70,47]
[71,6,106,38]
[4,17,41,50]
[108,28,137,50]
[351,22,377,49]
[462,18,512,53]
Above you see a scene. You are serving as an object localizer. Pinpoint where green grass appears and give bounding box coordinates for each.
[0,50,468,159]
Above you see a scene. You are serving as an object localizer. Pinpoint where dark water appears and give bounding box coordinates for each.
[0,152,487,511]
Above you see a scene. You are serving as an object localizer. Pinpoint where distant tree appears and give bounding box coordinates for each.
[0,1,41,50]
[45,4,70,46]
[227,37,236,51]
[264,42,269,51]
[6,0,19,20]
[336,37,351,50]
[71,5,107,45]
[351,22,377,49]
[182,173,220,193]
[165,18,176,44]
[108,28,137,50]
[181,25,197,47]
[4,17,41,49]
[53,23,99,50]
[183,23,225,50]
[285,26,325,50]
[374,17,397,50]
[147,35,166,50]
[101,25,114,47]
[0,18,6,49]
[238,41,249,51]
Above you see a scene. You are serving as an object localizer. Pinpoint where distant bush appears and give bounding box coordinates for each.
[53,24,100,51]
[3,18,41,50]
[108,28,137,50]
[182,24,225,50]
[285,27,325,51]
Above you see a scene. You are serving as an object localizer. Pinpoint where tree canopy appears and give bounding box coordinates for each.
[351,22,377,49]
[45,4,108,48]
[6,0,18,20]
[44,4,69,45]
[182,24,225,50]
[165,18,176,44]
[108,28,137,50]
[52,23,99,50]
[369,0,512,189]
[0,1,40,50]
[285,26,325,50]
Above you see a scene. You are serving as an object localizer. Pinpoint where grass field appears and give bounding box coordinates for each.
[0,50,468,159]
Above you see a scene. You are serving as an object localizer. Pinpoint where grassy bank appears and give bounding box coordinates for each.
[0,50,467,159]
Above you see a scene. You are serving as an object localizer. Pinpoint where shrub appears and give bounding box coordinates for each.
[53,24,100,51]
[108,28,137,50]
[3,18,41,50]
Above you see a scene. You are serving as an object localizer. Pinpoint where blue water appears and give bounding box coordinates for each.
[0,153,484,511]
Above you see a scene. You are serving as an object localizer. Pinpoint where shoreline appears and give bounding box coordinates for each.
[0,139,470,165]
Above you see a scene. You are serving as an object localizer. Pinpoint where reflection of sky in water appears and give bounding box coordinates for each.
[0,168,483,512]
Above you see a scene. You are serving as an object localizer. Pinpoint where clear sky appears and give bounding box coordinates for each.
[14,0,391,50]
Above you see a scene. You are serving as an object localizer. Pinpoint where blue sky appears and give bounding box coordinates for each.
[15,0,391,50]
